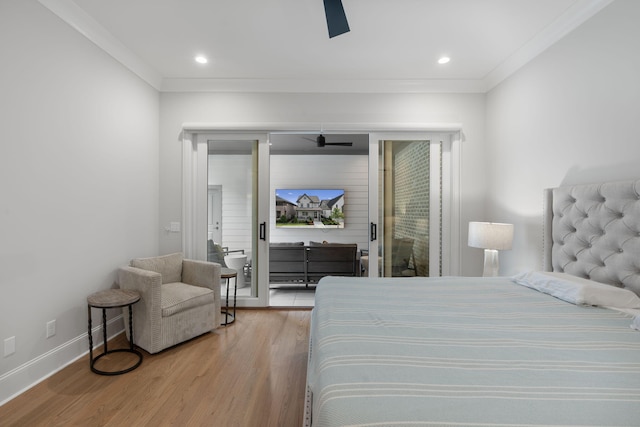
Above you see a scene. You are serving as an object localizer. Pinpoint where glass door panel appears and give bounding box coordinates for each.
[204,135,269,307]
[380,140,433,277]
[368,134,445,278]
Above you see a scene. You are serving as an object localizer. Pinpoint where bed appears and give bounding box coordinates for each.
[304,179,640,427]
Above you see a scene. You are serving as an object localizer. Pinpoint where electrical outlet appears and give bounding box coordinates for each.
[4,336,15,357]
[46,320,56,338]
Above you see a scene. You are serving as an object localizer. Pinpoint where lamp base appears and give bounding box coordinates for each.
[483,249,499,277]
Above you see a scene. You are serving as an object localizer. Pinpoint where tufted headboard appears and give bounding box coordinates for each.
[543,179,640,296]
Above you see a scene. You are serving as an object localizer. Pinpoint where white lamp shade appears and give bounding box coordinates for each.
[468,222,514,250]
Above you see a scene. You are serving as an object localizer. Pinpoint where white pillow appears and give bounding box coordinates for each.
[511,271,640,309]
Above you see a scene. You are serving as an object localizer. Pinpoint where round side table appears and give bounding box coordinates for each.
[87,289,143,375]
[220,267,238,326]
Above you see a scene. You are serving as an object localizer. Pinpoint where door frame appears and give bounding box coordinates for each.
[367,132,461,278]
[207,185,222,244]
[182,124,462,307]
[182,131,270,307]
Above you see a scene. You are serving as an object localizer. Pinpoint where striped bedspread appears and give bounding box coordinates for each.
[306,276,640,427]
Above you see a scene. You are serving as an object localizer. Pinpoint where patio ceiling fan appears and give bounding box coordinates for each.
[304,134,353,148]
[323,0,350,38]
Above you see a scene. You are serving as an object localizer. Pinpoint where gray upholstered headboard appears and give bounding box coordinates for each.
[543,179,640,296]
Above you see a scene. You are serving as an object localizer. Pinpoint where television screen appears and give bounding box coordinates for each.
[275,189,345,228]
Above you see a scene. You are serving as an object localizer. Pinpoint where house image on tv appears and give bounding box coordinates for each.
[275,190,345,228]
[296,194,322,221]
[320,194,344,221]
[275,195,297,220]
[296,193,344,224]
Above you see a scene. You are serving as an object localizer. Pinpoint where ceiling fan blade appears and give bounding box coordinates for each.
[302,134,353,147]
[323,0,350,38]
[325,142,353,146]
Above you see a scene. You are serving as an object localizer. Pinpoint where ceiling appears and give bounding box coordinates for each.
[41,0,613,93]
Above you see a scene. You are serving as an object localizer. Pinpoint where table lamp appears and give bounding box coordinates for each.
[468,221,514,277]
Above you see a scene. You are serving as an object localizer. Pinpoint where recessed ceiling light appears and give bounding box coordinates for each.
[195,55,208,64]
[438,57,450,64]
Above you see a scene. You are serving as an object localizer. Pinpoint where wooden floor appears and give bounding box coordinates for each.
[0,309,311,427]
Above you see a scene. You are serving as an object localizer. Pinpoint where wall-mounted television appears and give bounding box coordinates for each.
[275,189,345,228]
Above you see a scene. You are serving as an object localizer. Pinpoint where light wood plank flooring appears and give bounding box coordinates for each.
[0,309,311,427]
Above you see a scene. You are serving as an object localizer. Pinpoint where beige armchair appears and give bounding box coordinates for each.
[117,253,221,354]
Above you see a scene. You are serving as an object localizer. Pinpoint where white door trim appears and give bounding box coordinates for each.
[182,131,270,307]
[182,122,462,133]
[366,131,461,277]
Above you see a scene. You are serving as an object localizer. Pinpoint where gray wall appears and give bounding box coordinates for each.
[0,0,159,403]
[486,0,640,275]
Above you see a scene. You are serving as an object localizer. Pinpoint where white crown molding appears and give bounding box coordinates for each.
[38,0,613,94]
[161,78,486,94]
[180,122,464,133]
[483,0,614,91]
[38,0,163,90]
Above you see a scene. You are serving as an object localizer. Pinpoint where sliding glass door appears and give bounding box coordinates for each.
[367,133,458,278]
[183,129,461,306]
[183,132,270,307]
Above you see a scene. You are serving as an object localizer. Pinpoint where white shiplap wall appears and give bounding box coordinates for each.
[208,155,253,252]
[270,155,369,250]
[208,154,370,253]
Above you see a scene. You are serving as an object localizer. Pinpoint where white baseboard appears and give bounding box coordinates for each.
[0,315,124,406]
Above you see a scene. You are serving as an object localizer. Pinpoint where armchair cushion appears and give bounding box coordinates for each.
[309,241,352,246]
[207,240,226,265]
[161,282,215,317]
[131,252,183,284]
[270,241,304,246]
